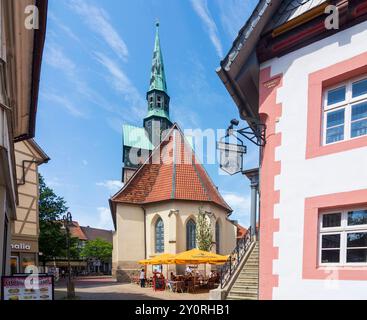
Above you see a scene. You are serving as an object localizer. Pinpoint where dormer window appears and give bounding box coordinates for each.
[149,96,154,107]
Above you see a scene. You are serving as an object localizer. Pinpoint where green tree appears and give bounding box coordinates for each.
[80,238,113,267]
[196,207,213,251]
[38,174,69,266]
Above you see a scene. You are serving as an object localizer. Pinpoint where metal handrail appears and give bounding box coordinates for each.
[219,226,253,289]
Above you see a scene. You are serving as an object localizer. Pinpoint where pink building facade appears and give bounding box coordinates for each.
[218,0,367,299]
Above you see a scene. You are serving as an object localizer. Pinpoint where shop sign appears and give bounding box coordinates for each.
[1,274,54,301]
[11,243,32,251]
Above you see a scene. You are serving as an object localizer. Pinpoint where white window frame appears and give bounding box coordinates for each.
[319,209,367,267]
[323,75,367,145]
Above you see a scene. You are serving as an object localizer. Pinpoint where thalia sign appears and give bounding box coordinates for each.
[11,243,31,251]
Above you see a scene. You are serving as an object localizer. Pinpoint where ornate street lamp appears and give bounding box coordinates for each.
[217,119,265,239]
[61,212,75,299]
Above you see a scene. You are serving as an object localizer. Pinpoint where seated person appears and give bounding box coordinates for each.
[167,272,176,292]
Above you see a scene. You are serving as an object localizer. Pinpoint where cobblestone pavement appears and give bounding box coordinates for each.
[55,277,210,300]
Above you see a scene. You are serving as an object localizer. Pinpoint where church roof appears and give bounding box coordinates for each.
[111,123,232,214]
[123,124,155,150]
[149,22,167,94]
[145,108,170,121]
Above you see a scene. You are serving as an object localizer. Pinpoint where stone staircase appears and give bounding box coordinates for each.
[226,242,259,300]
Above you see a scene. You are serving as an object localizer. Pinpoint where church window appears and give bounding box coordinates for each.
[186,219,196,250]
[149,96,154,108]
[157,96,162,108]
[155,218,164,253]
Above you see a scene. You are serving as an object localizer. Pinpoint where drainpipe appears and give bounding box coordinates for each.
[250,178,259,240]
[143,208,147,259]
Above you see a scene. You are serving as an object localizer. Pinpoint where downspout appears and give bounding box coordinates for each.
[18,160,46,186]
[143,207,147,259]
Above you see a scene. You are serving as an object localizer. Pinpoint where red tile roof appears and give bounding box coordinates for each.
[236,224,248,239]
[80,226,113,244]
[69,221,88,241]
[111,124,232,213]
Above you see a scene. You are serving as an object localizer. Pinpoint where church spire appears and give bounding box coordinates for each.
[149,21,167,93]
[144,22,172,146]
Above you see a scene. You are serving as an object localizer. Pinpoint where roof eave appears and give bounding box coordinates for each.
[217,0,281,127]
[14,0,49,142]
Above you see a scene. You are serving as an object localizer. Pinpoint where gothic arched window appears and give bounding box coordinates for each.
[216,221,220,254]
[155,218,164,253]
[186,219,196,250]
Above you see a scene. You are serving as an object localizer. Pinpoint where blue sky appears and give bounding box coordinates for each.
[37,0,259,230]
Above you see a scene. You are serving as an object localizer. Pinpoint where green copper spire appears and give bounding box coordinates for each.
[149,22,167,93]
[144,22,172,145]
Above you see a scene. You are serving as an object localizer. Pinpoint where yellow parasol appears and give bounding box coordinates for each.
[150,253,176,265]
[174,249,229,265]
[138,259,152,265]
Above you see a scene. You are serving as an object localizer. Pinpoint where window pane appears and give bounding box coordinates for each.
[322,234,340,248]
[347,249,367,263]
[347,233,367,248]
[155,218,164,253]
[352,102,367,121]
[322,213,341,228]
[326,126,344,144]
[348,210,367,226]
[327,86,346,105]
[351,119,367,138]
[352,78,367,98]
[321,250,340,263]
[327,109,345,128]
[186,219,196,250]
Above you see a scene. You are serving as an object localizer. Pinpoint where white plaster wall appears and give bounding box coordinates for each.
[262,21,367,299]
[145,201,236,257]
[113,205,145,265]
[113,199,237,277]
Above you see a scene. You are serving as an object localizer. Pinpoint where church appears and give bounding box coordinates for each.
[109,23,237,282]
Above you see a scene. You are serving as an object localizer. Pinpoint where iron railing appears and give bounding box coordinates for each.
[219,226,253,289]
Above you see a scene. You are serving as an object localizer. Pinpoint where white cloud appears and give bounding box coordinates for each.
[96,207,114,230]
[190,0,223,58]
[44,43,126,120]
[45,44,76,76]
[41,92,86,118]
[48,11,81,43]
[171,104,200,129]
[223,192,251,223]
[45,177,62,188]
[216,0,256,40]
[69,0,129,61]
[96,180,124,192]
[94,52,145,120]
